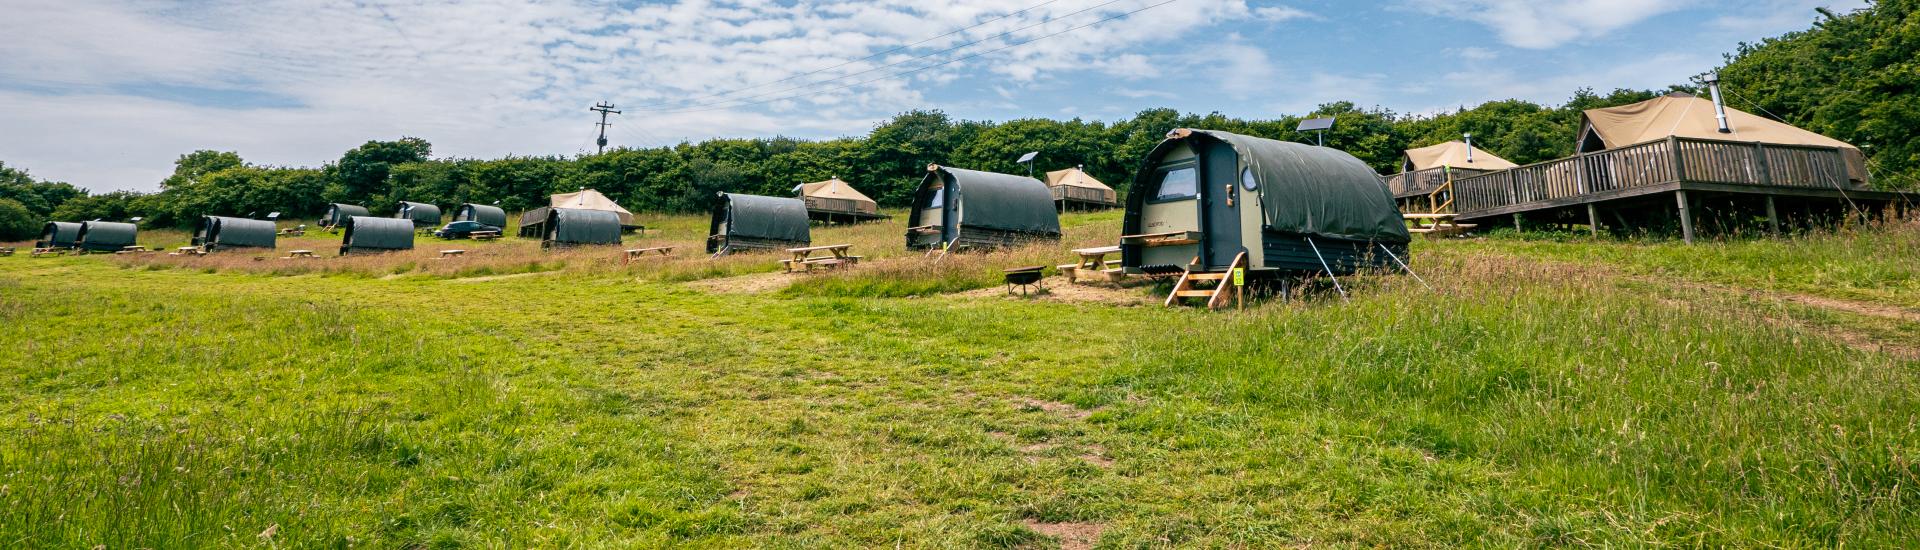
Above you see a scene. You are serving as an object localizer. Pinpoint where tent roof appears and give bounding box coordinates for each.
[1402,141,1518,172]
[549,189,634,225]
[795,178,876,205]
[1043,167,1114,192]
[1581,92,1866,180]
[1162,129,1410,243]
[926,166,1062,235]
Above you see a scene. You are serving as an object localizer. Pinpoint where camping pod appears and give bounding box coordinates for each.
[707,193,811,255]
[321,203,369,229]
[75,221,139,252]
[35,221,81,249]
[339,216,416,255]
[1121,129,1410,277]
[541,207,622,249]
[1044,167,1119,210]
[395,201,441,227]
[452,203,508,228]
[905,165,1062,250]
[519,189,636,238]
[192,216,277,251]
[796,177,885,223]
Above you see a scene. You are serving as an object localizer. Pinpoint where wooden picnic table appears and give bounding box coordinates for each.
[1059,245,1124,283]
[283,249,316,259]
[115,245,151,255]
[0,246,13,257]
[782,244,858,273]
[622,246,674,264]
[438,249,466,259]
[470,230,502,240]
[172,246,207,256]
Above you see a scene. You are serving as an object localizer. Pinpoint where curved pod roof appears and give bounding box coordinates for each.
[196,216,277,250]
[543,207,622,246]
[454,204,508,228]
[396,201,442,226]
[340,216,416,254]
[1402,141,1518,172]
[37,221,81,248]
[323,203,369,226]
[709,193,811,253]
[922,166,1062,234]
[76,221,139,252]
[1145,129,1410,243]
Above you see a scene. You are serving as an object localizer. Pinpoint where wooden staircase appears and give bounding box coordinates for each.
[1165,251,1246,310]
[1404,173,1477,237]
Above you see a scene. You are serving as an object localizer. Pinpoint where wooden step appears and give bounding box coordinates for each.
[1173,290,1216,298]
[1186,272,1227,280]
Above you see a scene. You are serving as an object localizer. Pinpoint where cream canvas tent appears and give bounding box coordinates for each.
[518,189,636,238]
[795,177,885,223]
[1401,141,1519,173]
[1577,92,1868,182]
[1043,167,1118,210]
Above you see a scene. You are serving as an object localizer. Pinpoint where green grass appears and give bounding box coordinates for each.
[2,217,1916,547]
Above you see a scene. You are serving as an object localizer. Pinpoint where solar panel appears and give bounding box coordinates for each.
[1296,117,1336,132]
[1017,151,1039,163]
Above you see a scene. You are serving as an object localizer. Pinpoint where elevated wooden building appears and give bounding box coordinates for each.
[795,178,886,224]
[1044,167,1119,210]
[1386,141,1517,213]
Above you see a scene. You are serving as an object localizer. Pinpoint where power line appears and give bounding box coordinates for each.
[634,0,1137,113]
[649,0,1182,115]
[630,0,1064,110]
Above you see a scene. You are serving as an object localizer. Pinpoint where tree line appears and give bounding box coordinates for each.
[3,0,1913,240]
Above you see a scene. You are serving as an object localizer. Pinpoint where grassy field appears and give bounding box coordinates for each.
[3,213,1917,547]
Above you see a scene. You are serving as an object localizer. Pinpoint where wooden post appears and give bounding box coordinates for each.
[1754,143,1772,186]
[1669,136,1686,183]
[1765,195,1781,236]
[1587,203,1601,237]
[1513,213,1523,232]
[1676,190,1696,244]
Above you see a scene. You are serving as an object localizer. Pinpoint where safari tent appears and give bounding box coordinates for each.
[519,189,635,238]
[1387,141,1520,210]
[35,221,81,249]
[540,207,622,249]
[1044,166,1119,210]
[1578,92,1868,182]
[795,177,885,223]
[707,193,811,255]
[338,216,416,255]
[320,203,369,229]
[452,203,508,228]
[905,165,1062,250]
[192,216,277,251]
[1121,129,1410,277]
[75,221,139,252]
[395,201,442,227]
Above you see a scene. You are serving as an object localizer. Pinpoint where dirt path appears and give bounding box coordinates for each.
[953,276,1154,306]
[681,271,795,294]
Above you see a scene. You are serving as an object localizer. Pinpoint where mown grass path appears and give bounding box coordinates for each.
[3,237,1917,547]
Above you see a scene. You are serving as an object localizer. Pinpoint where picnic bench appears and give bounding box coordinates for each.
[282,249,317,259]
[438,249,466,259]
[30,247,67,257]
[115,245,152,255]
[470,230,502,240]
[622,246,675,264]
[1058,245,1125,284]
[781,244,859,273]
[0,246,12,257]
[171,246,208,256]
[278,224,306,236]
[1404,213,1476,237]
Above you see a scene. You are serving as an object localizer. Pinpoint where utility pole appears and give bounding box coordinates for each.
[589,101,621,154]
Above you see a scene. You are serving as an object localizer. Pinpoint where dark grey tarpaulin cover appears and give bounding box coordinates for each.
[716,193,810,243]
[38,221,80,248]
[76,221,138,251]
[197,216,278,249]
[1185,130,1410,243]
[340,216,415,254]
[935,167,1062,234]
[545,208,621,245]
[396,201,442,226]
[323,203,369,226]
[454,204,508,228]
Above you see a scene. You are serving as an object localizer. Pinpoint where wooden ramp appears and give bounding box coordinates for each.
[1165,252,1246,310]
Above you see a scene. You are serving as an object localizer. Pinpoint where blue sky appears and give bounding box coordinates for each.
[0,0,1865,192]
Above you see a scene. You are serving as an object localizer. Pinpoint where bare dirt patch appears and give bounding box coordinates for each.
[955,276,1154,306]
[1015,397,1093,420]
[1023,520,1105,550]
[683,271,796,294]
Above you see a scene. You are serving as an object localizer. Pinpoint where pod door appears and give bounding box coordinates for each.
[1198,140,1243,270]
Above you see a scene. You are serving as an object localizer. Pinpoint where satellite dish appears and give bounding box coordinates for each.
[1017,151,1039,164]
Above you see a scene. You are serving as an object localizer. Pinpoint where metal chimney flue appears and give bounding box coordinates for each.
[1463,133,1475,163]
[1705,72,1731,134]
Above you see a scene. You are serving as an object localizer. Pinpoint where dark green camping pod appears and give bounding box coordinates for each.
[35,221,81,249]
[1121,129,1410,277]
[322,203,369,228]
[75,221,139,252]
[541,208,621,249]
[339,216,416,255]
[453,203,508,228]
[395,201,441,227]
[707,192,811,255]
[905,165,1062,250]
[192,216,278,251]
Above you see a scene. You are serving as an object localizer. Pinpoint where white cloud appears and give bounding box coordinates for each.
[1405,0,1690,49]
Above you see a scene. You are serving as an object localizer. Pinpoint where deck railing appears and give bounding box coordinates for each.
[1050,185,1117,205]
[803,197,877,215]
[1453,136,1856,215]
[1387,167,1492,197]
